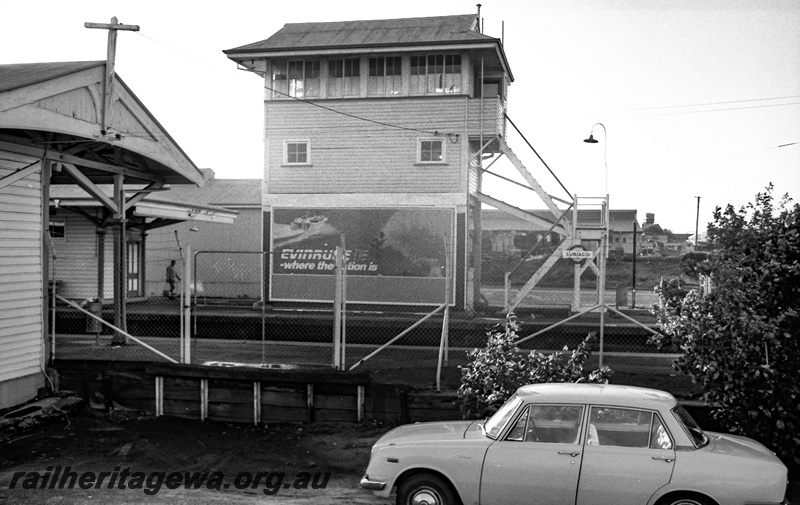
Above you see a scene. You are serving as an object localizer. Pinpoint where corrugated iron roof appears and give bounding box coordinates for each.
[227,14,493,53]
[0,61,103,93]
[163,178,261,207]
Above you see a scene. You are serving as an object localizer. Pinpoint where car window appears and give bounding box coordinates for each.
[484,396,522,440]
[672,404,708,448]
[588,407,667,449]
[649,415,673,449]
[512,405,584,444]
[506,407,528,442]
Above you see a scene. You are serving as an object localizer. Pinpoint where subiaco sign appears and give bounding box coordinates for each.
[563,245,594,263]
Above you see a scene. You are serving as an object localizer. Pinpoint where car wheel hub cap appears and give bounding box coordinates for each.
[411,489,440,505]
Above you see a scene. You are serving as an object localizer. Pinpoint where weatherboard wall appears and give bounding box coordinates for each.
[48,210,145,303]
[0,151,45,408]
[263,97,492,196]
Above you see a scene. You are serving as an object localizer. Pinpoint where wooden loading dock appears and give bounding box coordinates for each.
[54,360,461,424]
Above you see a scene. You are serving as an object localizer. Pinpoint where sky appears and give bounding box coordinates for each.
[1,0,798,235]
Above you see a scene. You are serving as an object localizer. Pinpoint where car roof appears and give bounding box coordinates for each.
[515,383,677,411]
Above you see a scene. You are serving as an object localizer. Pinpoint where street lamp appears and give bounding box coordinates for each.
[583,122,608,195]
[583,123,610,367]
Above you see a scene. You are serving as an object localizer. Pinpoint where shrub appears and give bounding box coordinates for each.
[650,186,800,467]
[457,313,613,419]
[679,252,711,278]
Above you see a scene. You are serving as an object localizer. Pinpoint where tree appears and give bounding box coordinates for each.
[679,252,711,278]
[650,185,800,466]
[458,313,612,419]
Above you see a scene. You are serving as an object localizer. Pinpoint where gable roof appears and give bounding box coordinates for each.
[0,61,204,186]
[227,14,490,53]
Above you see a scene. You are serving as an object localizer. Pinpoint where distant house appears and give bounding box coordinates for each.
[641,213,693,255]
[481,209,642,255]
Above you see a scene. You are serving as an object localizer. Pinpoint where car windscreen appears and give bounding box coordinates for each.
[672,404,709,448]
[483,396,522,440]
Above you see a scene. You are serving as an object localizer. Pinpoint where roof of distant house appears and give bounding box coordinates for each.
[480,208,642,232]
[163,178,261,207]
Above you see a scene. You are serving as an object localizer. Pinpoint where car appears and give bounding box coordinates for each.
[360,383,788,505]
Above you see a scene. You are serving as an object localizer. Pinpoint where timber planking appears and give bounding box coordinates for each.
[54,360,463,425]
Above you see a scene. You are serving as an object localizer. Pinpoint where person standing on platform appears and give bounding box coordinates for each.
[166,259,181,300]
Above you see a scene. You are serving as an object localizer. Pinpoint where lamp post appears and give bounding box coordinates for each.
[583,122,609,368]
[583,122,608,195]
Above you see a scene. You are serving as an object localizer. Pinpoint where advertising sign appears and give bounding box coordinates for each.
[271,207,454,305]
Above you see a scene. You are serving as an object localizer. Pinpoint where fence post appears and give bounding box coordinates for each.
[340,234,347,368]
[437,236,452,391]
[504,271,510,312]
[183,243,192,364]
[332,245,343,369]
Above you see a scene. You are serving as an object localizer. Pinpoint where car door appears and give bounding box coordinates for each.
[480,404,585,505]
[576,406,676,505]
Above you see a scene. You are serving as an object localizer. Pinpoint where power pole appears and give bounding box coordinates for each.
[84,17,139,135]
[84,17,139,344]
[695,196,701,248]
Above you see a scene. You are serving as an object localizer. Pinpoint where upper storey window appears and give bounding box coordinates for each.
[284,140,310,165]
[418,138,445,164]
[368,57,402,96]
[328,58,361,97]
[271,60,320,98]
[410,54,462,95]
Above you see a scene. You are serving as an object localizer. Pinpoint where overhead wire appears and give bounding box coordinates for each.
[505,114,572,200]
[262,85,459,137]
[622,100,800,119]
[590,94,800,116]
[124,30,467,139]
[554,96,800,121]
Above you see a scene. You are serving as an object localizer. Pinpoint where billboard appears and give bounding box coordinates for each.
[270,207,454,305]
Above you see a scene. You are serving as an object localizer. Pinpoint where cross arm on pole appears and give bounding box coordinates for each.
[84,17,140,135]
[84,21,140,31]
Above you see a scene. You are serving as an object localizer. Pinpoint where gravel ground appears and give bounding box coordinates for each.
[0,407,393,504]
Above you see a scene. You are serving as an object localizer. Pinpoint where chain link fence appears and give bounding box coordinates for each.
[52,247,673,387]
[191,251,334,367]
[49,246,184,363]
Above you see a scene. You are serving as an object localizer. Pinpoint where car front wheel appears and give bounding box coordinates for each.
[396,473,458,505]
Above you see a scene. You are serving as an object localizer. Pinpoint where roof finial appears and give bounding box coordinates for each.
[477,4,482,33]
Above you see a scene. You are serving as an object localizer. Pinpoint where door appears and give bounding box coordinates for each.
[480,405,585,505]
[576,406,675,505]
[126,241,142,297]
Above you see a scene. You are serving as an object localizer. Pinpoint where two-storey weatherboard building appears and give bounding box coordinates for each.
[224,14,513,310]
